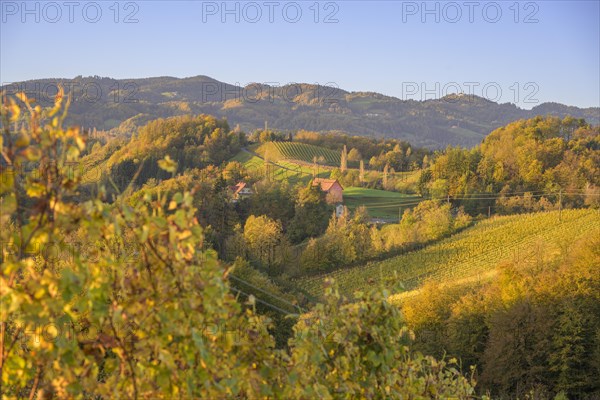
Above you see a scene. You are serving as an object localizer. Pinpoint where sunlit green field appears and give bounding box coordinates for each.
[293,209,600,300]
[343,187,421,220]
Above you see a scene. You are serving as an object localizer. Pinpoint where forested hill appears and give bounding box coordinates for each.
[2,75,598,148]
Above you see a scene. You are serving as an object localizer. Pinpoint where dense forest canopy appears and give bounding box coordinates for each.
[104,114,245,190]
[419,116,600,214]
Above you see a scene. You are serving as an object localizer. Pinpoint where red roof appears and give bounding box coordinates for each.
[231,182,248,195]
[312,178,343,191]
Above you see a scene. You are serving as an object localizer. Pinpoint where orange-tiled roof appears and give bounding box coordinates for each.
[312,178,343,191]
[231,182,248,195]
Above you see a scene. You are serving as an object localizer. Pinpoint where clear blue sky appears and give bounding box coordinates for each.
[1,1,599,109]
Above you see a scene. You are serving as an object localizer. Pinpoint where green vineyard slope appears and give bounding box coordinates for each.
[294,209,600,299]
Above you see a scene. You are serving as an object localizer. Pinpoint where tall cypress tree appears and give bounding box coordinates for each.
[341,145,348,172]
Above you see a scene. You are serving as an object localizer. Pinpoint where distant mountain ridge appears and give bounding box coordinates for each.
[2,75,598,148]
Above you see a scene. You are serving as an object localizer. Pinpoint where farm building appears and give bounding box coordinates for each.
[230,182,253,202]
[312,178,343,204]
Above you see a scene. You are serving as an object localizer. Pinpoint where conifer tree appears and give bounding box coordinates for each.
[359,159,365,183]
[341,145,348,172]
[383,163,389,188]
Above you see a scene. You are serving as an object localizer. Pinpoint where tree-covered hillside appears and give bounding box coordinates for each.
[3,76,598,148]
[419,116,600,213]
[81,114,246,192]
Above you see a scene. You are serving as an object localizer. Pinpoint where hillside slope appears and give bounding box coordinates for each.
[257,142,341,166]
[294,209,599,299]
[3,76,598,148]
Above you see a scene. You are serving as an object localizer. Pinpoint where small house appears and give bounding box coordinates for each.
[231,182,253,202]
[312,178,343,204]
